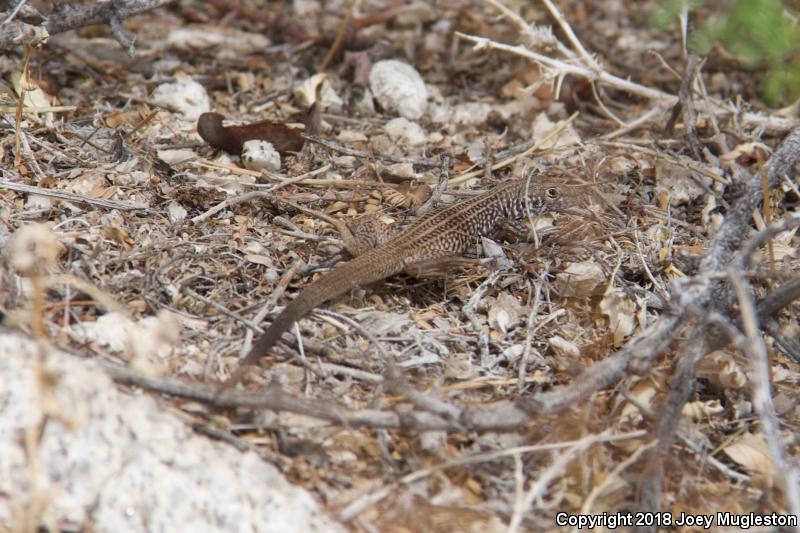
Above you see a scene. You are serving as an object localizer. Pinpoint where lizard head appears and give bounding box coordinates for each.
[515,178,574,218]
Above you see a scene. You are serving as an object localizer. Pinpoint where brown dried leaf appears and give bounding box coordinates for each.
[723,433,777,478]
[682,400,724,420]
[619,379,658,426]
[101,223,134,249]
[599,288,636,346]
[105,107,148,129]
[487,292,522,334]
[555,259,606,297]
[698,350,747,390]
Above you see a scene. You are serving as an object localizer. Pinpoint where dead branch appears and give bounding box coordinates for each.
[633,193,800,522]
[102,360,534,432]
[455,33,795,133]
[0,0,173,51]
[517,125,800,416]
[729,269,800,519]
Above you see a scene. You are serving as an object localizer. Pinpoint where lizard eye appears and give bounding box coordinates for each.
[545,188,559,199]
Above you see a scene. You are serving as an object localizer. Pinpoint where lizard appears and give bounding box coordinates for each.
[223,175,565,389]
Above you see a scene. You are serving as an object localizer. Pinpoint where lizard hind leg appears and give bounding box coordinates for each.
[403,256,483,278]
[343,214,399,256]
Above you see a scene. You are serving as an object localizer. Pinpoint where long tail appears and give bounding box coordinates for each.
[221,250,403,389]
[238,295,318,371]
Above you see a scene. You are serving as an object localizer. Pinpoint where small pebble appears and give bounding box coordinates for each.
[151,72,210,121]
[385,117,426,146]
[166,201,187,222]
[369,60,428,120]
[241,140,281,172]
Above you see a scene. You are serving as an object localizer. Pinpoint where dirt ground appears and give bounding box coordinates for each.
[2,0,800,531]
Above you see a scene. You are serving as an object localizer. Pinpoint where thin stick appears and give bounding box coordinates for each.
[191,191,271,224]
[301,133,441,167]
[2,0,29,25]
[729,269,800,520]
[318,0,357,72]
[507,432,610,532]
[0,105,76,114]
[0,179,146,211]
[43,273,130,316]
[456,32,794,132]
[539,0,601,70]
[463,269,504,367]
[580,440,657,516]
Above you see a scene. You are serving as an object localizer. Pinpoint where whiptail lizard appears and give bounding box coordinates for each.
[224,175,564,388]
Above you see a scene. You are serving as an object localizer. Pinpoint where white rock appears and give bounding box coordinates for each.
[466,140,485,162]
[157,149,196,165]
[384,117,426,146]
[369,60,428,119]
[427,131,444,143]
[451,102,492,125]
[337,129,368,142]
[429,101,492,125]
[151,72,210,121]
[166,201,187,222]
[294,73,343,111]
[0,334,345,532]
[24,193,53,211]
[241,140,281,172]
[383,162,416,178]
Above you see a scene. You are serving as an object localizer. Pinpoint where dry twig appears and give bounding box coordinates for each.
[0,0,173,51]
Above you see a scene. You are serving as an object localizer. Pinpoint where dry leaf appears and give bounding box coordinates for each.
[599,287,636,346]
[102,223,134,249]
[531,113,582,149]
[197,107,316,156]
[682,400,724,420]
[555,259,606,297]
[723,433,777,479]
[487,292,523,334]
[654,158,712,206]
[548,335,580,357]
[698,350,747,389]
[619,379,658,426]
[720,141,771,167]
[105,107,147,129]
[11,70,59,126]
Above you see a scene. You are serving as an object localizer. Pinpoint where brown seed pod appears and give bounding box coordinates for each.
[197,104,319,156]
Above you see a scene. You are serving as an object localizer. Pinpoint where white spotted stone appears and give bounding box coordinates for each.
[241,140,281,172]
